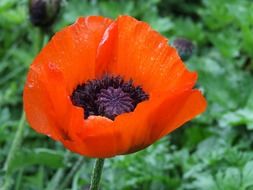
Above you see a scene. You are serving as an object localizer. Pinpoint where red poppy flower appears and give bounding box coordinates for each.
[23,15,207,158]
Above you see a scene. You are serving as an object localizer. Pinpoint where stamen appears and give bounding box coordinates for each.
[71,75,149,120]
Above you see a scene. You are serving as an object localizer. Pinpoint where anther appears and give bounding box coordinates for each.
[71,75,149,120]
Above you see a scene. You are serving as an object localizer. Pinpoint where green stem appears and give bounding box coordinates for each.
[35,29,45,53]
[2,28,45,190]
[4,112,26,173]
[58,156,85,190]
[89,159,105,190]
[46,169,64,190]
[2,112,26,189]
[14,169,24,190]
[46,151,70,190]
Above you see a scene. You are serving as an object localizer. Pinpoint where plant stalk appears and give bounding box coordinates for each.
[2,28,45,190]
[58,156,85,190]
[2,112,26,190]
[89,159,105,190]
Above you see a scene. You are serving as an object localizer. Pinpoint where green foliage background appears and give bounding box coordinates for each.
[1,0,253,189]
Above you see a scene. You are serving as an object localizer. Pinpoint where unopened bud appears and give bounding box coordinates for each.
[29,0,61,28]
[172,38,195,61]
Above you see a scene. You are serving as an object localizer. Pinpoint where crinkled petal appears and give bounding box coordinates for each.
[24,15,207,158]
[24,16,113,141]
[98,15,197,93]
[112,89,207,154]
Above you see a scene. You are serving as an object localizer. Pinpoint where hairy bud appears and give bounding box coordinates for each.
[172,38,195,61]
[29,0,61,28]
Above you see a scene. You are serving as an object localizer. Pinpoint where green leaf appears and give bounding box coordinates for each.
[216,168,241,190]
[23,166,45,190]
[172,18,205,44]
[149,17,173,33]
[207,28,240,58]
[0,0,15,12]
[188,51,252,121]
[219,92,253,129]
[242,161,253,189]
[8,148,65,173]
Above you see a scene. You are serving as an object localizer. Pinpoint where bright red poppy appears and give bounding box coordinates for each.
[23,15,207,158]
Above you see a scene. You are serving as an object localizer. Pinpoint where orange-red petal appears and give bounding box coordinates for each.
[99,15,197,93]
[62,116,119,158]
[44,16,113,94]
[24,16,113,141]
[110,89,207,154]
[24,15,207,158]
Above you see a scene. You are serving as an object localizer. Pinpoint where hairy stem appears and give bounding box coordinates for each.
[2,112,26,189]
[89,159,105,190]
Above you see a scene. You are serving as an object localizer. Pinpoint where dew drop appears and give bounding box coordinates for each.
[27,81,35,88]
[48,62,59,72]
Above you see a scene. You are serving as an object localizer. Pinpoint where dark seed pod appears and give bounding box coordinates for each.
[29,0,61,28]
[172,38,195,61]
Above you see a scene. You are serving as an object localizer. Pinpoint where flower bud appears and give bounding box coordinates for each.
[172,38,195,61]
[29,0,61,28]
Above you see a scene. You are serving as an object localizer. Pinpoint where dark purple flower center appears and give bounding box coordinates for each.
[70,75,149,120]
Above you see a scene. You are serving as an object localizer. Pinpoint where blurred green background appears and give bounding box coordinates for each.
[1,0,253,189]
